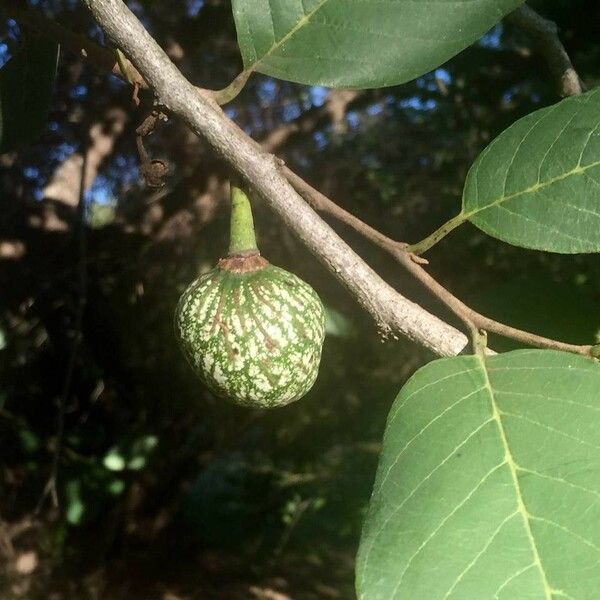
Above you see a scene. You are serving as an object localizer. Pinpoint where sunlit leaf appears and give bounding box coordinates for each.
[103,449,126,472]
[65,479,85,525]
[103,435,158,472]
[231,0,523,88]
[0,37,60,152]
[462,87,600,253]
[127,455,147,470]
[107,479,126,496]
[324,305,355,338]
[18,428,40,454]
[357,350,600,599]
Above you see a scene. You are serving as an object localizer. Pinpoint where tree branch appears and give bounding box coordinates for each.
[81,0,471,358]
[36,138,88,515]
[507,4,583,97]
[286,170,593,357]
[19,2,593,359]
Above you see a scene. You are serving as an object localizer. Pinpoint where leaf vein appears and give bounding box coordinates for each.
[529,515,600,556]
[493,563,536,599]
[377,385,486,492]
[359,417,494,580]
[500,411,600,451]
[466,159,600,219]
[442,511,519,599]
[516,466,600,502]
[391,462,508,596]
[387,366,480,425]
[479,355,553,599]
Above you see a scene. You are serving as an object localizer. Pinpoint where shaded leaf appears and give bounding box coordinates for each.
[357,350,600,599]
[462,87,600,253]
[0,37,60,152]
[324,305,355,338]
[231,0,523,88]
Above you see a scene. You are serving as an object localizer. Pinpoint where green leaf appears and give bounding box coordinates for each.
[0,37,60,153]
[103,449,126,472]
[231,0,523,88]
[65,479,85,525]
[324,305,355,338]
[357,350,600,599]
[462,87,600,253]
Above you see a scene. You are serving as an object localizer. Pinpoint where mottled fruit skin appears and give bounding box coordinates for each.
[175,257,325,408]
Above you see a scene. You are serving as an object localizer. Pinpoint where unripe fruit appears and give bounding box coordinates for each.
[175,186,325,408]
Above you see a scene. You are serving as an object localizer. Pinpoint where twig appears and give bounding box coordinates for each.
[82,0,471,358]
[284,169,594,358]
[507,4,583,97]
[15,1,593,360]
[271,498,312,562]
[404,5,585,256]
[11,4,364,146]
[35,147,88,514]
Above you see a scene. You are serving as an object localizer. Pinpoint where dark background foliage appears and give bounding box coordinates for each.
[1,1,599,598]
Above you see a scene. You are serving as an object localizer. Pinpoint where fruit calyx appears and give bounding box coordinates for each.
[217,251,269,273]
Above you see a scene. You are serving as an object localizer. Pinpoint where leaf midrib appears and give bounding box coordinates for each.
[478,355,553,600]
[463,158,600,221]
[245,0,331,72]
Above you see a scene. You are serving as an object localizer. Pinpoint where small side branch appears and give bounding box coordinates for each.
[507,4,583,97]
[46,0,593,360]
[285,170,594,358]
[82,0,473,358]
[35,144,89,514]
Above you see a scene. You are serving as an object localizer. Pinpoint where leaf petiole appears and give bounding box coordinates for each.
[406,213,465,255]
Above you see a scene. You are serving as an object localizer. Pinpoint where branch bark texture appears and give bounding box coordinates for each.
[82,0,470,357]
[289,172,592,358]
[507,5,583,97]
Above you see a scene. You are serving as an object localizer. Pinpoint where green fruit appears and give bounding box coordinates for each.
[175,186,325,408]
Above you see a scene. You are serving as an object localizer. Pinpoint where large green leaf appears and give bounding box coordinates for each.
[231,0,524,88]
[461,87,600,253]
[0,37,60,153]
[357,350,600,599]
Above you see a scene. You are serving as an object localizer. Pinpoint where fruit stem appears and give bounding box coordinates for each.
[229,184,259,255]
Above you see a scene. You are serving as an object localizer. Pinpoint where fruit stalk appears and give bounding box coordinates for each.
[229,184,258,255]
